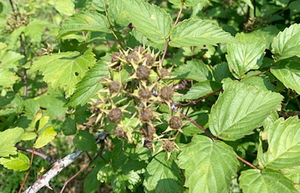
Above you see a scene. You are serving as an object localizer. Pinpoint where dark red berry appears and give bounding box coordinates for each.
[169,116,182,130]
[160,86,174,100]
[108,81,121,93]
[108,108,123,123]
[136,65,150,80]
[139,108,154,122]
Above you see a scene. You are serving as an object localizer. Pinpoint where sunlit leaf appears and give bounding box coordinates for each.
[144,152,184,193]
[258,117,300,169]
[0,152,30,171]
[170,18,235,47]
[34,126,57,148]
[0,127,24,157]
[239,169,297,193]
[177,135,238,193]
[272,23,300,60]
[209,79,283,141]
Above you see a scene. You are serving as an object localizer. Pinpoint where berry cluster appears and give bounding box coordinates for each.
[93,46,183,153]
[6,12,29,32]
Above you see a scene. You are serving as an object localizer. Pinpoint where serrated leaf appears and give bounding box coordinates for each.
[168,0,207,7]
[0,152,30,171]
[171,60,212,81]
[270,59,300,94]
[0,69,19,87]
[31,50,96,97]
[179,81,221,101]
[226,33,266,78]
[51,0,75,16]
[144,152,184,193]
[108,0,129,27]
[209,79,283,141]
[212,62,231,83]
[24,19,48,43]
[239,169,297,193]
[177,135,238,193]
[0,127,24,157]
[34,126,57,148]
[272,23,300,60]
[67,62,109,107]
[57,11,110,39]
[121,0,172,44]
[169,18,235,47]
[73,130,97,151]
[258,117,300,169]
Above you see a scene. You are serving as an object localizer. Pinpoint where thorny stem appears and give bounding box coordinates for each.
[160,1,184,65]
[237,155,260,170]
[15,145,55,163]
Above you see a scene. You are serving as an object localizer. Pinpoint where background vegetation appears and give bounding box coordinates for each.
[0,0,300,192]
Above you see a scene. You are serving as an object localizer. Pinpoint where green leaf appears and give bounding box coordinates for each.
[50,0,75,16]
[67,62,109,107]
[0,69,19,87]
[209,79,283,141]
[31,50,96,97]
[212,62,231,83]
[24,99,40,116]
[57,11,110,39]
[177,135,238,193]
[73,130,97,151]
[226,33,266,78]
[24,19,48,43]
[121,0,172,44]
[270,58,300,94]
[171,60,212,81]
[62,117,77,135]
[108,0,129,27]
[272,23,300,60]
[239,169,297,193]
[0,152,30,171]
[0,127,24,157]
[34,126,57,148]
[169,18,235,47]
[242,0,254,9]
[258,117,300,169]
[179,81,221,101]
[144,152,184,193]
[168,0,208,7]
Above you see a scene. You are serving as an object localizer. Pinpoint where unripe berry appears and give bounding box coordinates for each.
[108,108,123,123]
[138,88,152,100]
[159,68,169,78]
[108,81,121,93]
[139,108,154,122]
[140,123,156,138]
[143,54,154,66]
[162,140,176,152]
[160,86,174,100]
[136,65,150,80]
[114,126,127,139]
[143,138,153,149]
[126,51,139,63]
[169,116,182,130]
[111,52,122,63]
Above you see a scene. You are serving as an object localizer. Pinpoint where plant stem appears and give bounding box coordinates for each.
[15,145,55,163]
[237,155,260,170]
[179,112,218,140]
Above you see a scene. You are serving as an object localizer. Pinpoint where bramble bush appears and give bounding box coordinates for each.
[0,0,300,192]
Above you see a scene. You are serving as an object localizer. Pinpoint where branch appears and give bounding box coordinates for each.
[23,149,83,193]
[23,131,107,193]
[15,145,55,163]
[237,155,260,170]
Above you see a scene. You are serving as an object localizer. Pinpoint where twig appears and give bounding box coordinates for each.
[59,142,105,193]
[18,149,35,193]
[179,112,217,140]
[174,1,184,27]
[15,145,55,163]
[9,0,16,12]
[23,131,107,193]
[236,155,260,170]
